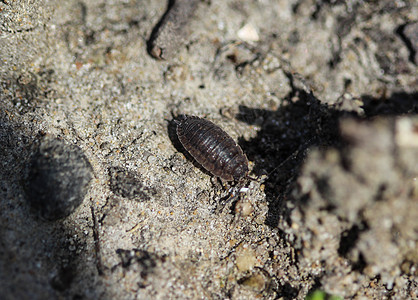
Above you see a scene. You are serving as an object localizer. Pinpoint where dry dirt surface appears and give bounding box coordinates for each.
[0,0,417,299]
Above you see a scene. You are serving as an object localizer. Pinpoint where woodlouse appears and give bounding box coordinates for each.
[175,115,249,182]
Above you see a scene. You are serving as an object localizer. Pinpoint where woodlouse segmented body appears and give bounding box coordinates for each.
[175,115,249,182]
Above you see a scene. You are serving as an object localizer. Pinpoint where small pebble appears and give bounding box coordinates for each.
[237,23,259,43]
[235,199,253,217]
[239,187,249,193]
[236,245,257,271]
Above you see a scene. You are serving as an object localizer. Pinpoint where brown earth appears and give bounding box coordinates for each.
[0,0,417,299]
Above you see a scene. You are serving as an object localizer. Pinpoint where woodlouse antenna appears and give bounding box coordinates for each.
[265,148,301,178]
[250,137,317,185]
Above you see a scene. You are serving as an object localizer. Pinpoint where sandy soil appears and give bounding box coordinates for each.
[0,0,417,299]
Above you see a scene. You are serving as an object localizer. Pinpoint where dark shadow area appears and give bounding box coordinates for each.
[236,88,345,227]
[338,223,365,257]
[108,166,157,201]
[236,77,417,227]
[361,91,418,116]
[338,222,369,273]
[0,108,101,298]
[112,249,165,289]
[276,282,300,300]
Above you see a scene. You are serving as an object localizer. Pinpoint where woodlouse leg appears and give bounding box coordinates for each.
[214,191,239,214]
[215,181,249,214]
[147,0,200,60]
[211,177,230,203]
[209,176,223,190]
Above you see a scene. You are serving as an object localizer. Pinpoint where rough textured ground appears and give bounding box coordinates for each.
[0,0,417,299]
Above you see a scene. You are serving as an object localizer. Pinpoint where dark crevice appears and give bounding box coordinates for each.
[338,221,369,273]
[396,23,417,65]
